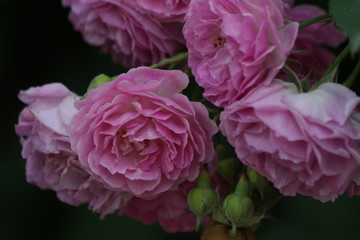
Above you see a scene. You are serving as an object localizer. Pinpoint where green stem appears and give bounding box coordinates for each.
[149,52,189,69]
[343,60,360,88]
[298,14,331,30]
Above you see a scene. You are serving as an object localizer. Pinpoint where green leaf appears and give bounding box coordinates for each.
[329,0,360,55]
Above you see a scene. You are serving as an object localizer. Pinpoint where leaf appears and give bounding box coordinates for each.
[329,0,360,55]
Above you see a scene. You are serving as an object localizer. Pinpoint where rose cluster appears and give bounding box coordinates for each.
[16,0,360,234]
[16,67,217,231]
[182,0,360,202]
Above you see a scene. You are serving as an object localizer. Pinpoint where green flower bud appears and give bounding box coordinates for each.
[197,169,212,189]
[216,158,241,182]
[188,169,217,231]
[223,194,254,237]
[246,167,269,195]
[234,175,250,198]
[223,195,254,223]
[216,144,229,159]
[188,188,217,216]
[188,188,217,231]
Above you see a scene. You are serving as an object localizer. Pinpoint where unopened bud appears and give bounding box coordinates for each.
[188,169,217,231]
[234,175,250,198]
[223,195,254,222]
[216,144,230,159]
[188,188,217,231]
[223,194,254,237]
[246,167,269,195]
[197,169,212,189]
[216,158,241,182]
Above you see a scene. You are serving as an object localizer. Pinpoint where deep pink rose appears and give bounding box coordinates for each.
[124,181,197,232]
[220,81,360,201]
[70,67,218,197]
[183,0,298,107]
[15,83,131,217]
[62,0,185,67]
[123,161,223,232]
[283,3,346,80]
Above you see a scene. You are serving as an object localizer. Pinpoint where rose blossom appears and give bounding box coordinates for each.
[283,3,346,80]
[220,80,360,201]
[70,67,218,197]
[183,0,298,107]
[131,0,190,21]
[15,83,131,217]
[62,0,186,67]
[346,170,360,197]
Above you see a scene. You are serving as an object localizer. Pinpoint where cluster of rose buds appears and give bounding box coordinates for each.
[15,0,360,238]
[188,156,281,238]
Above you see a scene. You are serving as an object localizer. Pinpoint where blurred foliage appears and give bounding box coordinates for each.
[1,0,359,240]
[330,0,360,55]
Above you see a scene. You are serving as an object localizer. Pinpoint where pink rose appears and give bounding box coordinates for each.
[183,0,298,107]
[15,83,131,217]
[124,181,197,232]
[70,67,218,197]
[346,171,360,197]
[132,0,190,21]
[62,0,185,67]
[220,81,360,201]
[284,4,346,80]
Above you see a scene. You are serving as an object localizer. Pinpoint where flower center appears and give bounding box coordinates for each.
[214,36,226,49]
[115,130,150,165]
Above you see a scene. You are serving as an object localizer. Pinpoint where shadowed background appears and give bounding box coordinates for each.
[1,1,359,239]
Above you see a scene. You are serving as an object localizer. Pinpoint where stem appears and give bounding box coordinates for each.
[343,60,360,88]
[298,14,331,30]
[195,216,202,232]
[149,52,189,69]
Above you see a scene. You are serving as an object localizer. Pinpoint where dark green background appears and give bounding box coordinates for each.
[1,1,359,239]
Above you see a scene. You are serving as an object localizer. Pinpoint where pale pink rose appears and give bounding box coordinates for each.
[283,4,346,80]
[183,0,298,107]
[70,67,218,197]
[124,181,196,232]
[62,0,185,67]
[15,83,131,217]
[220,81,360,201]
